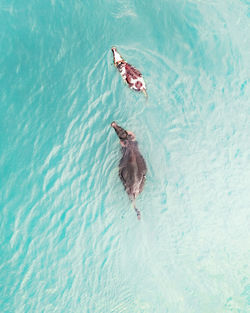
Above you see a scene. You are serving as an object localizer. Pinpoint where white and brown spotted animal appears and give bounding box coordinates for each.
[111,47,147,97]
[111,121,147,220]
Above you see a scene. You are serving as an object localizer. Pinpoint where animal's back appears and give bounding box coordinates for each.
[119,142,147,198]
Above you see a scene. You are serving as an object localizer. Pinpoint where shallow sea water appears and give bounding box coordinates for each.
[0,0,250,312]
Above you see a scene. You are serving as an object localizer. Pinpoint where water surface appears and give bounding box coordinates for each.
[0,0,250,312]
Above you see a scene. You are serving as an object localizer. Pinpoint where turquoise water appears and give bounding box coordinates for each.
[1,0,250,312]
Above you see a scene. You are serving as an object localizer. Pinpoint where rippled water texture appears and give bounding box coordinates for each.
[1,0,250,312]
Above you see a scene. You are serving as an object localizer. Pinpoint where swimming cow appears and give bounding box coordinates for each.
[111,47,147,97]
[111,121,147,220]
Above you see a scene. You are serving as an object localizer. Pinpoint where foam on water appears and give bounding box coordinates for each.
[0,0,250,312]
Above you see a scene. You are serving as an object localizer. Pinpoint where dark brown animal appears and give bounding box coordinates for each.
[111,121,147,220]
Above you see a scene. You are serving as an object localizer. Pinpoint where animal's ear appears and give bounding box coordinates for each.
[128,133,135,141]
[120,139,128,147]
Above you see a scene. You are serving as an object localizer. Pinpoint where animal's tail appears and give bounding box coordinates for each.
[142,88,148,99]
[132,198,141,220]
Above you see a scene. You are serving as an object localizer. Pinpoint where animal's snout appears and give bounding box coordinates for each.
[111,47,117,59]
[111,121,117,128]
